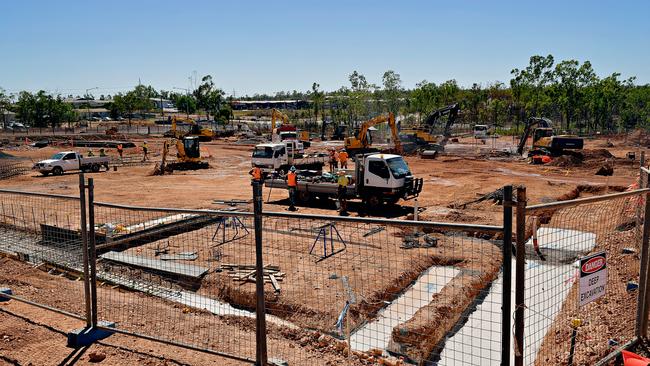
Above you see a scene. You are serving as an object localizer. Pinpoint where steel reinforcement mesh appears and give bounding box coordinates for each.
[260,214,505,366]
[0,190,87,317]
[523,192,643,365]
[91,203,258,363]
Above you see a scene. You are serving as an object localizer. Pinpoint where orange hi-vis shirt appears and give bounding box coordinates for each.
[339,151,348,162]
[251,167,262,180]
[287,172,297,187]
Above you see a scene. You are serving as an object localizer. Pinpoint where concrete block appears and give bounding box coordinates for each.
[67,321,115,348]
[0,288,12,302]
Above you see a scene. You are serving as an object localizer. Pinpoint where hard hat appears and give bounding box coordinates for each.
[290,166,296,172]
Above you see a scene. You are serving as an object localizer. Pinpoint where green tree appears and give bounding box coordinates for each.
[194,75,225,121]
[310,82,326,138]
[382,70,403,116]
[410,81,439,124]
[0,88,12,129]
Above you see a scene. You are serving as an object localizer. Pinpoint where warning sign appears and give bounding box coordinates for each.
[579,251,607,307]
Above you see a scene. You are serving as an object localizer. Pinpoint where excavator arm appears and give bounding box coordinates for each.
[516,117,552,155]
[347,112,402,154]
[271,109,289,130]
[422,103,460,134]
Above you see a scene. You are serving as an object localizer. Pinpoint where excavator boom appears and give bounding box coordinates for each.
[345,112,402,154]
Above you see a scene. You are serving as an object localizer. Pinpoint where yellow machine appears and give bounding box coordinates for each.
[165,116,215,141]
[517,117,584,157]
[155,136,209,174]
[344,112,403,155]
[271,108,289,131]
[401,103,460,146]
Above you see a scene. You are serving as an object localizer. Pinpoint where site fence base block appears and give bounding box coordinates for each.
[66,321,115,348]
[0,287,12,302]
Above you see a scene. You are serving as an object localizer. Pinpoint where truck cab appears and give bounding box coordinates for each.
[356,154,423,206]
[252,141,304,173]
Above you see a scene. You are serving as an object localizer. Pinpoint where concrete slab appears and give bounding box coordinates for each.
[436,227,595,365]
[350,266,459,352]
[100,251,208,279]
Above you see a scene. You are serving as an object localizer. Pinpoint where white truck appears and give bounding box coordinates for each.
[252,141,327,174]
[33,151,110,176]
[265,153,423,209]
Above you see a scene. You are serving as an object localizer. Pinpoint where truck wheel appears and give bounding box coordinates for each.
[297,191,311,204]
[385,196,400,205]
[364,194,382,210]
[91,164,100,173]
[53,166,63,176]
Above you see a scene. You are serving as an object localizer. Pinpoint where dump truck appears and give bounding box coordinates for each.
[252,141,327,174]
[265,153,423,208]
[33,151,110,176]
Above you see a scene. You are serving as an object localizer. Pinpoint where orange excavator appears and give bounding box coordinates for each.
[344,112,403,155]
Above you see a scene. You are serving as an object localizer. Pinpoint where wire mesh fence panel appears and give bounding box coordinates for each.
[260,213,505,365]
[523,192,644,365]
[92,203,258,364]
[0,190,88,318]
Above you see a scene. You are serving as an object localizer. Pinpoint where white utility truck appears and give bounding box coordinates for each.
[33,151,110,176]
[265,153,423,208]
[252,141,327,174]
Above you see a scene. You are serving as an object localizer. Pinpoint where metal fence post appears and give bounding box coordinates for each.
[252,181,268,366]
[502,185,513,366]
[78,173,91,328]
[514,186,527,366]
[87,178,98,327]
[637,167,650,337]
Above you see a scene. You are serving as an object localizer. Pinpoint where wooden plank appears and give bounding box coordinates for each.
[100,251,208,279]
[269,274,281,293]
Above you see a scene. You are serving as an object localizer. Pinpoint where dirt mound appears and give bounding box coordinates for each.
[548,154,582,167]
[548,149,614,168]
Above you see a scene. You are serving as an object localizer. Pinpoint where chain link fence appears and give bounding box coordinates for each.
[3,178,650,365]
[0,187,88,320]
[516,185,649,365]
[260,211,507,365]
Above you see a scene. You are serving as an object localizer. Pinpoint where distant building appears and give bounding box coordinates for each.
[2,111,16,124]
[76,108,110,119]
[64,98,111,108]
[231,99,309,110]
[150,98,178,113]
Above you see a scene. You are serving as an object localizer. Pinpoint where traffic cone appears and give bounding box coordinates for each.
[622,350,650,366]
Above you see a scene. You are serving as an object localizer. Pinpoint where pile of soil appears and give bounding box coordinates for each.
[548,149,614,168]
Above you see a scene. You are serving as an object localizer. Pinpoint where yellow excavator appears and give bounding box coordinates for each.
[401,103,460,146]
[517,117,583,157]
[164,116,215,141]
[271,108,289,131]
[154,136,209,174]
[344,112,403,155]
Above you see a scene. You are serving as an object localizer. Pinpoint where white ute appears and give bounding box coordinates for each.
[33,151,110,176]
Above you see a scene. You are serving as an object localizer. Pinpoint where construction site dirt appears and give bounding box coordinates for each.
[0,132,646,365]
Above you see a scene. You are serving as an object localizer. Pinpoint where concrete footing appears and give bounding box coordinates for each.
[67,321,115,348]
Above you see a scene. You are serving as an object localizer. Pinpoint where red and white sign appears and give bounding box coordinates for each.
[579,251,607,307]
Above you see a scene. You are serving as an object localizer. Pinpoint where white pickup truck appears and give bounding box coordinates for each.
[33,151,110,176]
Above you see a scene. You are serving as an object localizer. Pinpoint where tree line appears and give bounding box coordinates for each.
[1,55,648,132]
[0,74,232,128]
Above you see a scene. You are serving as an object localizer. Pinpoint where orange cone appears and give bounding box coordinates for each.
[622,350,650,366]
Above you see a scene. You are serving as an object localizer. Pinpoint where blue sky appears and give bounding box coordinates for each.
[1,0,648,96]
